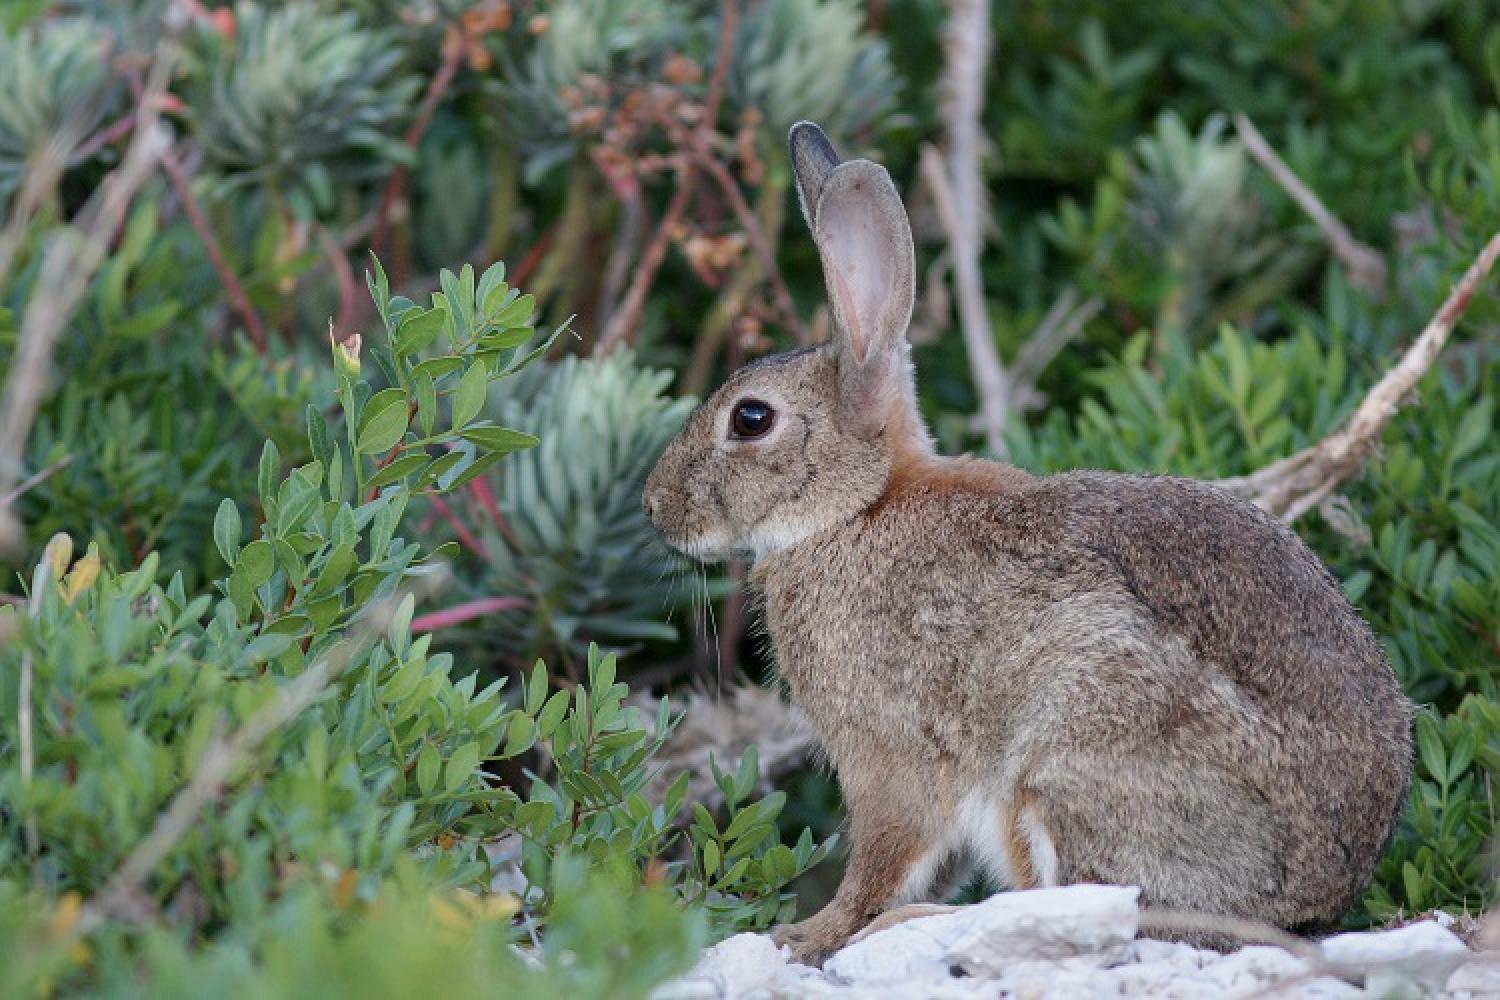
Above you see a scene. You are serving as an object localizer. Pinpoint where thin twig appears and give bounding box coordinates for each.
[373,31,465,262]
[1006,289,1104,411]
[158,145,269,354]
[318,224,359,344]
[71,110,139,164]
[1218,231,1500,521]
[591,146,646,327]
[596,0,739,355]
[0,47,177,554]
[0,454,74,507]
[595,166,696,355]
[18,647,37,858]
[693,147,804,341]
[1233,113,1387,296]
[0,121,87,302]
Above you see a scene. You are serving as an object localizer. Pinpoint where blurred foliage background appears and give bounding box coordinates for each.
[1,0,1499,994]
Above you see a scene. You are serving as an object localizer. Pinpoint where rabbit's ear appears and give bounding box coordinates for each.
[789,121,841,231]
[790,120,915,434]
[812,158,915,372]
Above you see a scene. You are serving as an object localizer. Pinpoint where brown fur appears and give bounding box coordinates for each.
[642,122,1413,966]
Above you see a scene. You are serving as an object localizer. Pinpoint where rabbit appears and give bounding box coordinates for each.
[641,120,1413,967]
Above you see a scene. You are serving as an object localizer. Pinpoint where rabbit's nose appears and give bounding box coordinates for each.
[643,489,661,520]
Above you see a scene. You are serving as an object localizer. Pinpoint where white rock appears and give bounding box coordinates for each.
[1446,954,1500,997]
[656,933,817,1000]
[1320,921,1470,991]
[660,902,1477,1000]
[950,885,1142,975]
[824,885,1140,984]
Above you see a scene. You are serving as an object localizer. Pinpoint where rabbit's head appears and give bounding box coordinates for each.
[644,122,929,561]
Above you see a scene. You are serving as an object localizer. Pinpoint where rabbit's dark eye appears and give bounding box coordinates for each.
[730,399,775,439]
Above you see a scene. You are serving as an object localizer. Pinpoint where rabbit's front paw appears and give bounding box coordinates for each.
[770,911,858,967]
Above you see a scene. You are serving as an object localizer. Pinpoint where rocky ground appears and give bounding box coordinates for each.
[657,886,1500,998]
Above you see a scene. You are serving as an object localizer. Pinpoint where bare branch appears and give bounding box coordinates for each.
[922,0,1008,456]
[1219,231,1500,521]
[1233,113,1387,296]
[0,46,177,555]
[0,454,74,507]
[692,146,806,342]
[158,145,269,354]
[1007,288,1104,410]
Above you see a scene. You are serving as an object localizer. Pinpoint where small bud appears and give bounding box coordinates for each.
[331,325,362,381]
[43,532,73,581]
[64,548,101,603]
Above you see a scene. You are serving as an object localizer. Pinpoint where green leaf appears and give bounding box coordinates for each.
[489,293,535,330]
[258,440,281,507]
[367,253,391,329]
[417,743,440,796]
[418,451,465,488]
[213,499,242,566]
[478,326,534,351]
[734,745,759,804]
[413,356,465,383]
[306,404,333,466]
[395,306,447,356]
[505,316,573,374]
[525,660,548,715]
[724,791,785,841]
[311,544,356,597]
[440,268,471,341]
[441,451,504,492]
[477,261,507,314]
[388,593,415,651]
[445,742,481,793]
[503,713,537,757]
[537,690,570,737]
[415,369,437,437]
[238,540,275,588]
[459,426,539,453]
[240,633,293,666]
[451,361,488,431]
[1416,714,1446,783]
[1402,861,1427,910]
[703,840,721,877]
[357,388,410,455]
[368,453,428,489]
[1450,396,1494,465]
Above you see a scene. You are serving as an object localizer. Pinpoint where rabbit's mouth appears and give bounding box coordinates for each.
[659,527,735,563]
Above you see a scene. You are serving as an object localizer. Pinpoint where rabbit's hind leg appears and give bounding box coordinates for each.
[1019,750,1289,930]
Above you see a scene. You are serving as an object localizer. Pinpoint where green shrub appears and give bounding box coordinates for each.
[425,351,699,671]
[0,259,830,994]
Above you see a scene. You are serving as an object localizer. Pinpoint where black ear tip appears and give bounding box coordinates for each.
[788,120,838,163]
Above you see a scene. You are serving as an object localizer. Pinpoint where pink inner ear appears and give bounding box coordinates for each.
[829,269,866,363]
[820,180,892,365]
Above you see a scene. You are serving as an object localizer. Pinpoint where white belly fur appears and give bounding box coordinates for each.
[893,789,1058,904]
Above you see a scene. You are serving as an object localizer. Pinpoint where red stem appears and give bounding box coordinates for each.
[595,0,739,355]
[411,596,528,633]
[123,70,269,355]
[426,492,488,561]
[373,38,465,262]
